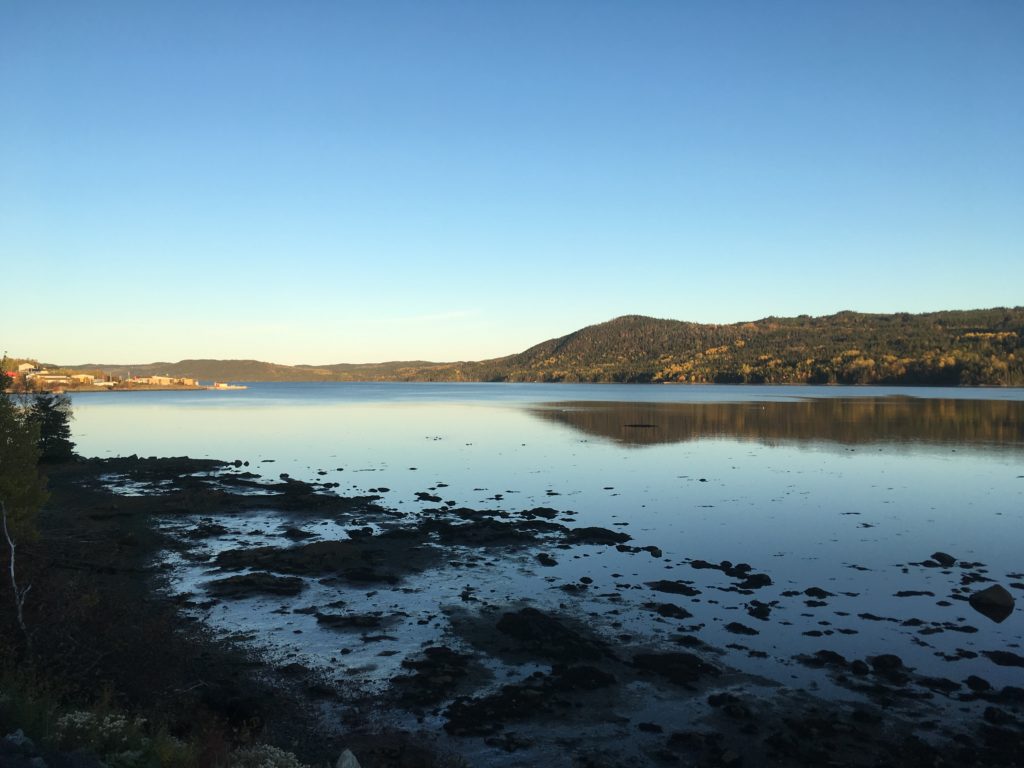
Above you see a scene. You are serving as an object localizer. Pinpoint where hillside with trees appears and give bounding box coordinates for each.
[31,307,1024,386]
[464,308,1024,385]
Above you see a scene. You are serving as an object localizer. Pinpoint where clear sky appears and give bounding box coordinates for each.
[2,1,1022,365]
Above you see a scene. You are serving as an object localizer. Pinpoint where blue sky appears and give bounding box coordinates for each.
[2,1,1022,365]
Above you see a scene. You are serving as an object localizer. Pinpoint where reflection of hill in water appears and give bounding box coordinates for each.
[530,398,1024,450]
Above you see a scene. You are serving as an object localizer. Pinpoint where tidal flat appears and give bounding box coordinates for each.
[62,384,1024,766]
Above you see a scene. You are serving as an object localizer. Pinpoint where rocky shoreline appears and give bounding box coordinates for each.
[6,454,1021,767]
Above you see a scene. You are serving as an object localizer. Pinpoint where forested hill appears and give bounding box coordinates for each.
[55,307,1023,386]
[465,309,1024,385]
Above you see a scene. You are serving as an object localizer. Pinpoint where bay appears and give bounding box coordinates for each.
[67,383,1024,764]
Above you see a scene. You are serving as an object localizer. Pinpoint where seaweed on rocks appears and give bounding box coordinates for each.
[204,572,306,598]
[214,528,442,584]
[495,607,610,663]
[632,651,720,687]
[391,646,478,707]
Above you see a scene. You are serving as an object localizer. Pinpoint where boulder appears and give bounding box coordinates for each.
[969,584,1015,623]
[565,526,632,545]
[646,579,701,596]
[336,750,361,768]
[931,551,957,568]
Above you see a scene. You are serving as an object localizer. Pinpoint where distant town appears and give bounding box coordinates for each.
[2,362,246,392]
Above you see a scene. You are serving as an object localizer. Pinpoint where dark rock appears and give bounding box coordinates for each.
[215,529,441,584]
[633,652,719,686]
[392,646,474,706]
[690,559,719,570]
[919,676,961,694]
[550,664,616,691]
[804,587,834,599]
[184,521,230,539]
[724,622,759,636]
[444,681,550,736]
[931,551,957,568]
[968,584,1015,623]
[423,518,561,547]
[315,612,390,630]
[850,660,870,676]
[564,527,632,545]
[643,602,693,620]
[536,552,558,567]
[520,507,560,519]
[736,573,772,590]
[796,650,847,668]
[983,706,1015,726]
[983,650,1024,668]
[646,580,701,597]
[966,675,992,692]
[204,572,305,598]
[870,653,904,671]
[995,686,1024,703]
[869,654,907,682]
[559,582,587,594]
[496,607,607,662]
[484,733,533,752]
[746,601,772,621]
[282,526,316,540]
[707,692,740,708]
[673,634,707,649]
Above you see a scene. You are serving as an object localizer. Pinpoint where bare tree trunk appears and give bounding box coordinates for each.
[1,500,31,649]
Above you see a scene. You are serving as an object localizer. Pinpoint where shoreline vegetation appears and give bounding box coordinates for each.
[2,451,1023,767]
[8,307,1024,389]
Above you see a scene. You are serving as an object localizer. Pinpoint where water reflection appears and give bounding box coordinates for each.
[529,397,1024,449]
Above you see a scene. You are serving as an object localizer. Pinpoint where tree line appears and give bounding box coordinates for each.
[454,308,1024,385]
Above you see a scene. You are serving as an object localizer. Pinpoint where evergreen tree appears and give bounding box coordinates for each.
[29,393,76,463]
[0,376,46,532]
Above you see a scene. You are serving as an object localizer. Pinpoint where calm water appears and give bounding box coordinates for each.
[68,383,1024,745]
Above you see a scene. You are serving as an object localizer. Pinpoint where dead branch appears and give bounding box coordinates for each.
[1,499,32,649]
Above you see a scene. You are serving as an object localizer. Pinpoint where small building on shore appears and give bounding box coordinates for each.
[132,375,198,387]
[31,374,72,387]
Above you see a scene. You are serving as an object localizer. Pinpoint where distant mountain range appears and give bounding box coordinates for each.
[58,307,1024,386]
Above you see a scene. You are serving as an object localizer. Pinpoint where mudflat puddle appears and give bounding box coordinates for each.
[74,388,1024,765]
